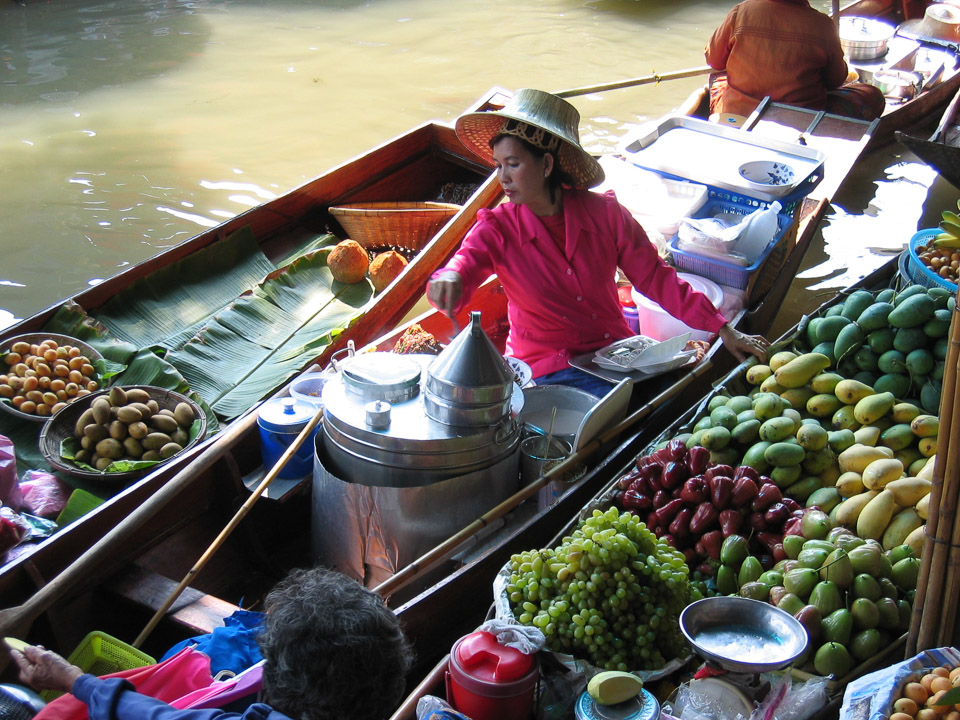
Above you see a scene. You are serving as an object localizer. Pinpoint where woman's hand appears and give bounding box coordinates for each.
[10,644,84,694]
[718,323,769,362]
[426,270,463,318]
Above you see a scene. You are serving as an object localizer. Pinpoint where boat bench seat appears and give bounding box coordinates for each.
[108,565,239,636]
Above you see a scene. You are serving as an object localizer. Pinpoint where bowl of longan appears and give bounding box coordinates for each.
[0,334,104,423]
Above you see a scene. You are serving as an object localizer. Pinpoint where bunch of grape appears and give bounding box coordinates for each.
[505,507,698,671]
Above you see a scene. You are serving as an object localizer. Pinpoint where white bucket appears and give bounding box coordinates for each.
[632,273,723,342]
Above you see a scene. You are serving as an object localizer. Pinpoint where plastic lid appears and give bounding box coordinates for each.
[453,631,535,683]
[617,286,636,307]
[258,397,317,432]
[575,689,660,720]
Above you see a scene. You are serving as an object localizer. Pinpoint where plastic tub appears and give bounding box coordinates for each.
[632,273,724,342]
[258,397,321,478]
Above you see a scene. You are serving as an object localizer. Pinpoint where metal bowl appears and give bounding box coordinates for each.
[873,69,924,102]
[679,596,808,674]
[0,333,105,424]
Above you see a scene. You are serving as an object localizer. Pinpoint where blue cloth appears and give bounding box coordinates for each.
[161,610,264,676]
[533,367,614,398]
[73,675,290,720]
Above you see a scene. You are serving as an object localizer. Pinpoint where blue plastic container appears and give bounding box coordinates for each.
[905,228,959,292]
[257,397,320,478]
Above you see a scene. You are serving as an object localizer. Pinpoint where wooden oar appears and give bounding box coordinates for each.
[0,406,262,644]
[372,353,720,599]
[555,66,712,99]
[133,407,323,648]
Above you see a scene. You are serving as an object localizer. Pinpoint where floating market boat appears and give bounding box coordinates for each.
[896,83,960,188]
[0,19,949,681]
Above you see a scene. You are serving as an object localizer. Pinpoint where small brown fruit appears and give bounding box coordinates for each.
[327,239,369,284]
[369,250,408,292]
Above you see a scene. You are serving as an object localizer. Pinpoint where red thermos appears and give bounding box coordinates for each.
[446,631,539,720]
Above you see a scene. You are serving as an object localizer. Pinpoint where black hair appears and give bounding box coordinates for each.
[258,567,414,720]
[490,132,573,203]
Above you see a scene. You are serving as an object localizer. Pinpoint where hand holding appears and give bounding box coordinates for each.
[426,270,463,317]
[9,644,84,694]
[718,323,769,362]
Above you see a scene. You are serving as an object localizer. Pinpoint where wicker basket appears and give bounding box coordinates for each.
[329,201,461,251]
[39,384,207,485]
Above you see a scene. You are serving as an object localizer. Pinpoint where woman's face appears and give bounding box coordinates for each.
[491,136,554,211]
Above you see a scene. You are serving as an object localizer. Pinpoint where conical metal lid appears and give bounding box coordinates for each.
[426,311,515,406]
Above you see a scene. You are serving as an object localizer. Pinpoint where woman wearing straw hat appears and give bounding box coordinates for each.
[427,89,768,396]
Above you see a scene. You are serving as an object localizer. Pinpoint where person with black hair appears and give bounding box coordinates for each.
[9,568,413,720]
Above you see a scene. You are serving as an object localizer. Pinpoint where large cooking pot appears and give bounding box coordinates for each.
[872,69,924,102]
[839,16,896,61]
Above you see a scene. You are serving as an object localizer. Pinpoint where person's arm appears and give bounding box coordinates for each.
[426,212,499,315]
[705,6,737,70]
[823,21,849,89]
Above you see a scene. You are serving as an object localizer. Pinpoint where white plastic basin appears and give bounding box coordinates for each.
[631,273,723,342]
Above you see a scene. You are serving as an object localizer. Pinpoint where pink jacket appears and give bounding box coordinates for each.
[437,189,727,377]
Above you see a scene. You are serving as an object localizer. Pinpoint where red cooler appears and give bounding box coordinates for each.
[446,631,539,720]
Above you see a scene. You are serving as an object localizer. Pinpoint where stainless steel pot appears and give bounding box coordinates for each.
[839,16,896,61]
[872,69,924,102]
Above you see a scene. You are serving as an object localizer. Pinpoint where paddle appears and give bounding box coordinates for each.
[554,66,712,99]
[132,406,323,648]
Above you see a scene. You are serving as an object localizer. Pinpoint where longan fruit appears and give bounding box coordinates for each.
[86,380,98,392]
[51,402,66,414]
[68,357,84,371]
[67,346,80,358]
[891,713,915,720]
[934,668,950,678]
[37,376,51,390]
[56,346,69,360]
[4,353,21,366]
[42,348,57,363]
[53,363,70,378]
[35,403,50,416]
[80,363,94,377]
[65,382,79,397]
[10,341,29,354]
[924,675,938,692]
[76,389,90,398]
[25,390,43,404]
[40,339,57,350]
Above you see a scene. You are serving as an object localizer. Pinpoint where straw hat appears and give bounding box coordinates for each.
[899,4,960,42]
[455,88,604,189]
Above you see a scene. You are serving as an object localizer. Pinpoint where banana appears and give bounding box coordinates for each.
[939,219,960,237]
[935,234,960,249]
[943,210,960,225]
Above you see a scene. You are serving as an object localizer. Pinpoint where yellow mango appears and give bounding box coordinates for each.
[835,378,876,405]
[861,458,905,491]
[834,489,880,529]
[857,489,897,541]
[838,444,894,474]
[882,507,923,551]
[854,392,896,425]
[780,387,815,412]
[917,455,937,481]
[835,471,865,498]
[853,425,881,447]
[807,393,844,418]
[910,414,940,438]
[810,372,844,395]
[775,352,832,389]
[885,477,932,507]
[918,436,938,458]
[745,364,772,386]
[904,524,925,557]
[891,402,921,424]
[760,375,787,395]
[916,493,931,521]
[769,350,799,372]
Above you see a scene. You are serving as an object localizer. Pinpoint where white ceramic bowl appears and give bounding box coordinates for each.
[738,160,795,192]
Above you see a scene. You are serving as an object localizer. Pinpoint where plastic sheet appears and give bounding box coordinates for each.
[20,470,71,518]
[0,433,22,511]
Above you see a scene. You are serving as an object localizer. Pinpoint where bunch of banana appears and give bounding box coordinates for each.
[936,204,960,249]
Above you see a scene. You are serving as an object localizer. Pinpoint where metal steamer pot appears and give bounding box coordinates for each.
[312,312,523,586]
[839,17,896,61]
[872,69,924,102]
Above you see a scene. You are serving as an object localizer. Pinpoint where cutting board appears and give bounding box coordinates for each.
[574,378,632,451]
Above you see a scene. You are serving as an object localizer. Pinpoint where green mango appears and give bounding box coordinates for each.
[821,608,853,645]
[879,577,899,600]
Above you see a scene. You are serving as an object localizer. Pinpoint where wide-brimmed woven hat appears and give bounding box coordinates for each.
[455,88,604,189]
[899,3,960,42]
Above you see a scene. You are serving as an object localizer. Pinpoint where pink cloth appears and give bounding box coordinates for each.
[438,189,727,376]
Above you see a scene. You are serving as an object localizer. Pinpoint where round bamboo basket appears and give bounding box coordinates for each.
[0,332,104,424]
[329,201,461,251]
[39,385,207,485]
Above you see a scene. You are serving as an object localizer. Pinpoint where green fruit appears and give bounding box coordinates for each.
[738,556,764,587]
[820,548,853,588]
[816,315,852,343]
[710,406,739,430]
[868,328,896,354]
[587,671,644,706]
[742,441,772,473]
[805,487,842,513]
[800,509,832,540]
[851,597,880,630]
[842,290,876,321]
[731,419,761,445]
[827,429,856,454]
[821,608,853,645]
[893,327,928,354]
[886,545,915,565]
[857,301,894,331]
[701,426,732,451]
[720,535,750,567]
[848,544,884,576]
[834,323,866,363]
[764,442,806,467]
[739,581,771,601]
[758,570,784,587]
[798,547,829,569]
[693,416,714,432]
[814,642,853,677]
[852,573,881,602]
[891,557,920,590]
[716,563,739,595]
[708,395,730,412]
[850,629,882,661]
[797,423,829,451]
[875,597,900,630]
[810,580,843,616]
[726,395,754,413]
[771,464,802,488]
[777,592,805,616]
[783,567,819,599]
[802,447,835,475]
[783,534,806,560]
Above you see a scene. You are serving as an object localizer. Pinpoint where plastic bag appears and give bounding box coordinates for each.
[477,618,544,655]
[416,695,472,720]
[751,673,829,720]
[0,434,22,511]
[20,470,71,518]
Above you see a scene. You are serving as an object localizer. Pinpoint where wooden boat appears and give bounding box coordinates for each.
[896,84,960,187]
[0,68,928,688]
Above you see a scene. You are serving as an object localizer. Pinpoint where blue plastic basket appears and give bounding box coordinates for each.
[904,228,959,292]
[667,195,797,297]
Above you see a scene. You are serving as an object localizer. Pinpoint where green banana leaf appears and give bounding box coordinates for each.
[93,226,277,352]
[166,248,373,419]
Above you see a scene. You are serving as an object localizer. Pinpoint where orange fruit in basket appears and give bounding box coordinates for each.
[895,697,920,716]
[328,239,370,284]
[369,250,408,293]
[932,677,953,694]
[907,682,930,705]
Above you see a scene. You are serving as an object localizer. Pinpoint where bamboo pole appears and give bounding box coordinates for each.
[555,66,712,99]
[909,291,960,653]
[132,408,324,648]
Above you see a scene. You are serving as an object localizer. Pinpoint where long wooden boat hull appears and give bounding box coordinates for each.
[0,111,504,623]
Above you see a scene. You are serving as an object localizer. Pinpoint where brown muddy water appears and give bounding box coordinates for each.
[0,0,953,332]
